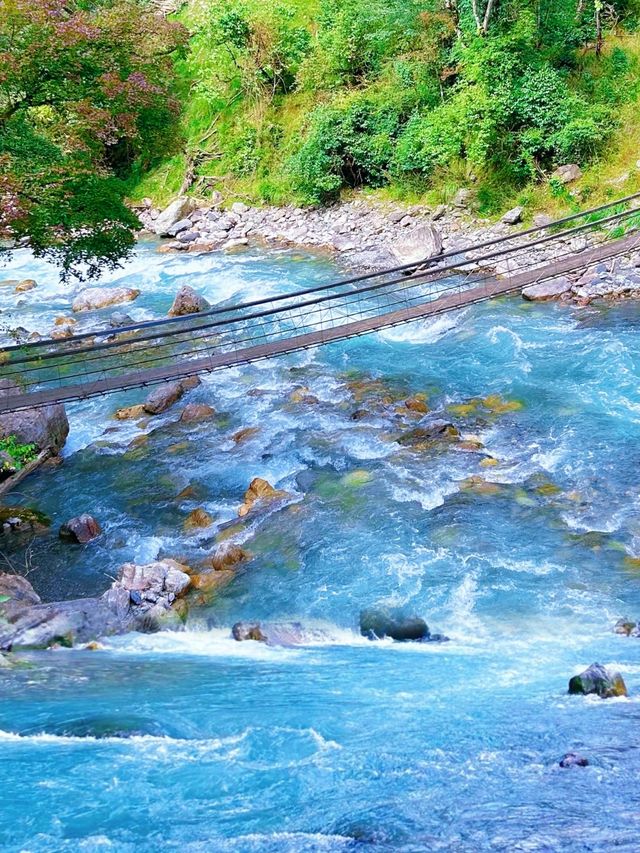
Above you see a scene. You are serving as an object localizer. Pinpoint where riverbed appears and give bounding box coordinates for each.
[1,243,640,851]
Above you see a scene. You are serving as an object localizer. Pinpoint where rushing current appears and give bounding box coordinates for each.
[1,241,640,852]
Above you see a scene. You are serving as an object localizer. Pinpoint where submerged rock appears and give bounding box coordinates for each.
[559,752,589,768]
[359,608,448,642]
[72,287,140,313]
[183,507,213,531]
[397,420,459,447]
[25,715,171,740]
[238,477,290,517]
[231,620,333,646]
[208,543,250,571]
[614,618,640,637]
[568,663,628,698]
[180,403,215,423]
[168,285,210,317]
[59,514,102,544]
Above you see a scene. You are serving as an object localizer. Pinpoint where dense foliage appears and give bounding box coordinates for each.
[0,0,187,279]
[146,0,640,211]
[0,435,38,471]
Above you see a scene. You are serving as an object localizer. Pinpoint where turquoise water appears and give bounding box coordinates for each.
[2,244,640,851]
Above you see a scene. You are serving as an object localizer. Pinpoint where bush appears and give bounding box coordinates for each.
[289,94,410,203]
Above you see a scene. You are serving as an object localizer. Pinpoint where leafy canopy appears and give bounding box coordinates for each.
[0,0,187,279]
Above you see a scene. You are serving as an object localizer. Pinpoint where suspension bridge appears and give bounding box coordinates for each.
[1,194,639,414]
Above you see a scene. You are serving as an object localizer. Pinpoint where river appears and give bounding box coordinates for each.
[1,242,640,851]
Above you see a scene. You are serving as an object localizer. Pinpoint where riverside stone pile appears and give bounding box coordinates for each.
[138,194,640,304]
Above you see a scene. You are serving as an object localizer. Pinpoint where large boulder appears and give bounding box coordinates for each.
[59,514,102,544]
[0,379,68,453]
[143,376,201,415]
[359,608,448,642]
[115,559,191,600]
[568,663,627,698]
[72,287,140,313]
[0,572,41,621]
[391,225,443,266]
[0,558,192,650]
[168,285,210,317]
[153,197,196,237]
[522,277,573,302]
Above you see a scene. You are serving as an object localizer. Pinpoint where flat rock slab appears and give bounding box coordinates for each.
[522,277,572,301]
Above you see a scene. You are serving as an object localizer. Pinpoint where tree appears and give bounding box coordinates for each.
[0,0,187,280]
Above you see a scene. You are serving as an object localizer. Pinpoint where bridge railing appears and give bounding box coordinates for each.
[1,194,640,411]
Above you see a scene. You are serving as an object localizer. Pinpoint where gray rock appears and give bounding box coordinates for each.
[0,379,68,453]
[559,753,589,768]
[359,608,448,642]
[72,287,140,313]
[168,285,210,317]
[109,312,133,328]
[166,218,192,237]
[568,663,627,698]
[0,559,192,650]
[153,197,197,236]
[522,277,572,301]
[143,376,201,415]
[533,214,554,229]
[231,621,336,646]
[231,202,249,215]
[388,210,405,224]
[59,514,102,544]
[176,230,199,244]
[431,204,447,221]
[391,224,443,266]
[452,188,472,208]
[552,164,582,185]
[501,207,524,225]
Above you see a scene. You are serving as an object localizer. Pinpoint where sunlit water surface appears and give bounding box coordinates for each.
[1,243,640,852]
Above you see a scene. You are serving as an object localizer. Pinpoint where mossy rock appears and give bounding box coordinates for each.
[0,505,50,533]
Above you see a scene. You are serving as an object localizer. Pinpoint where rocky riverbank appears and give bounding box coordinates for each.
[137,193,640,305]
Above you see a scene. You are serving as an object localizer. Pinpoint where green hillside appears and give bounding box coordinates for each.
[129,0,640,219]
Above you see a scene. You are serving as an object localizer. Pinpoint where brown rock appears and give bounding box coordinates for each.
[180,403,215,423]
[404,395,429,414]
[143,377,201,415]
[72,287,140,312]
[208,543,250,571]
[184,507,213,531]
[114,404,146,420]
[168,285,210,317]
[238,477,289,517]
[59,514,102,544]
[233,426,260,444]
[15,279,37,293]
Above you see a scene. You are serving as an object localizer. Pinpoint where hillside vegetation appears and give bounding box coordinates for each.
[130,0,640,218]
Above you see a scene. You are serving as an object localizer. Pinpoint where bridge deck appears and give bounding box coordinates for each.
[1,228,638,414]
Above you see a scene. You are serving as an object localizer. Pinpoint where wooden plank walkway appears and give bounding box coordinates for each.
[1,231,639,414]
